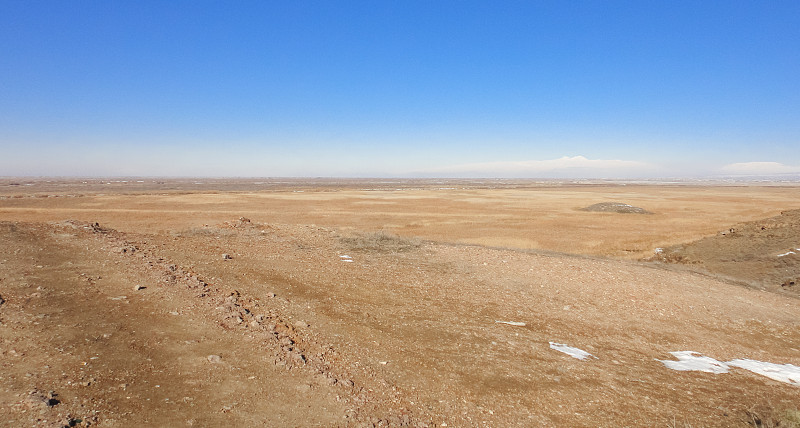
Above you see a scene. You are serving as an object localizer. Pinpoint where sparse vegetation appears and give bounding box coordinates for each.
[340,230,421,253]
[745,406,800,428]
[2,181,800,426]
[581,201,653,214]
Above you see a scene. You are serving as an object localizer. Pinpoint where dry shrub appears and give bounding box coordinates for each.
[340,231,421,253]
[746,407,800,428]
[581,202,653,214]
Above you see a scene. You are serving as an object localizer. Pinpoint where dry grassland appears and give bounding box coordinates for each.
[1,179,799,427]
[2,180,799,259]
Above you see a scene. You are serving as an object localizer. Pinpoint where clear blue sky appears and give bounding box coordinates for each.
[1,1,799,177]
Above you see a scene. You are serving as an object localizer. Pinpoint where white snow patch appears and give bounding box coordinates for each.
[495,320,526,327]
[549,342,595,360]
[728,359,800,385]
[778,251,796,257]
[659,351,729,374]
[654,248,664,254]
[660,352,800,385]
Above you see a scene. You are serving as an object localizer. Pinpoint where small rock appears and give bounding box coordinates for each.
[222,254,232,260]
[134,285,146,291]
[291,352,306,365]
[207,355,222,363]
[294,320,309,328]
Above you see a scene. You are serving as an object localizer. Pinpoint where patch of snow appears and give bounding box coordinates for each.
[654,248,663,254]
[660,352,800,385]
[339,255,353,262]
[778,251,796,257]
[659,351,729,374]
[728,359,800,385]
[549,342,595,360]
[495,320,526,327]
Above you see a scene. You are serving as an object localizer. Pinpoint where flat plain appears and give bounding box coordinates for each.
[1,178,799,427]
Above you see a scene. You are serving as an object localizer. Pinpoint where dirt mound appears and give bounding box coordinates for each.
[581,202,652,214]
[648,209,800,295]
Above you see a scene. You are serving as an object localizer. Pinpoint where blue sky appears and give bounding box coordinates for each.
[1,1,799,178]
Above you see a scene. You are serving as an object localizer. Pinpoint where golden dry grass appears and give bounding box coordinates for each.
[3,181,800,259]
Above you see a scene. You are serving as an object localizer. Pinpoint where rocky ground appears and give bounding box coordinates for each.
[649,209,800,297]
[2,213,800,427]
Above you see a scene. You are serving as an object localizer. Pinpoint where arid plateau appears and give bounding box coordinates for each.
[1,178,799,427]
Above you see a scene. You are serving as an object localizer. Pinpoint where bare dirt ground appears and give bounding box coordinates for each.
[1,179,799,427]
[650,209,800,297]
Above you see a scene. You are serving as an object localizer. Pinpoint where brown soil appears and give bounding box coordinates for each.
[648,209,800,297]
[2,179,800,427]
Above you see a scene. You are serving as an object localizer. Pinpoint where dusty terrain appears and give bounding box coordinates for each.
[651,209,800,296]
[1,179,799,427]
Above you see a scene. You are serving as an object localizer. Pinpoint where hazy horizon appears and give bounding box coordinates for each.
[2,2,798,178]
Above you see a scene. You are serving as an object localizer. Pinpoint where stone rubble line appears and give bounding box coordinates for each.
[61,220,423,427]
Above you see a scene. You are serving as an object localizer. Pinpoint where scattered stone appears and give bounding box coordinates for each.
[294,320,309,328]
[134,285,146,291]
[207,355,223,363]
[290,351,306,365]
[28,389,60,407]
[222,254,232,260]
